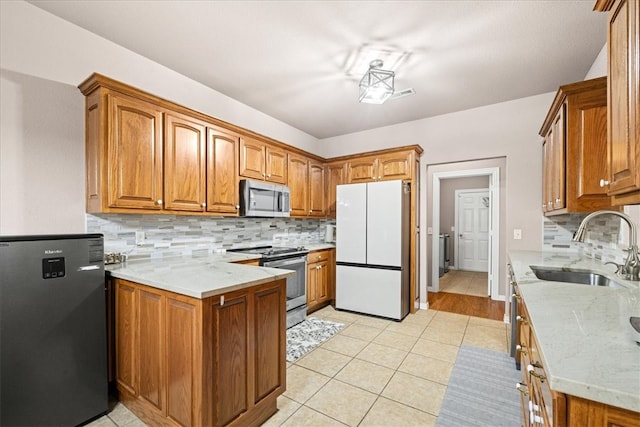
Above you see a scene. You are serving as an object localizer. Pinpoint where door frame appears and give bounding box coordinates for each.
[454,188,490,272]
[432,167,500,300]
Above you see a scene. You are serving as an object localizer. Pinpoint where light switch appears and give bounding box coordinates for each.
[427,227,433,235]
[513,229,522,240]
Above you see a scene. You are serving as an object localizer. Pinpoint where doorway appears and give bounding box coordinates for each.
[431,167,500,299]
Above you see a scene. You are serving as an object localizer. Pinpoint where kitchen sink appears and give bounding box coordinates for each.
[529,266,626,288]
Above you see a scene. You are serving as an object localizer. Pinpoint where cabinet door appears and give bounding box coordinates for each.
[253,282,286,404]
[308,160,325,217]
[542,136,553,212]
[212,292,250,426]
[316,260,329,303]
[608,0,640,200]
[265,145,288,184]
[288,153,309,216]
[348,156,377,183]
[307,263,318,306]
[107,94,164,210]
[164,113,207,212]
[239,137,266,180]
[377,151,413,181]
[138,289,165,412]
[207,127,239,214]
[115,280,137,395]
[551,107,566,211]
[326,162,347,218]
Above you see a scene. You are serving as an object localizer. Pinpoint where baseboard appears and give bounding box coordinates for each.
[420,302,429,310]
[503,313,510,324]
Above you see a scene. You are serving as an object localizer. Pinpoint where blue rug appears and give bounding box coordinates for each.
[436,345,521,427]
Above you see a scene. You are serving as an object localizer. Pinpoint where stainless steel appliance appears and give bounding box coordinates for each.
[230,246,308,328]
[0,234,108,426]
[239,179,291,217]
[335,180,411,320]
[439,233,450,277]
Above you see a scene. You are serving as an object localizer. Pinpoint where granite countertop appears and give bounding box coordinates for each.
[106,252,293,299]
[509,250,640,413]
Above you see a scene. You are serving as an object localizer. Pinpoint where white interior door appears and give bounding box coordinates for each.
[457,190,489,272]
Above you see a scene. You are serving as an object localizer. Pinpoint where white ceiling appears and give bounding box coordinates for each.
[28,1,607,139]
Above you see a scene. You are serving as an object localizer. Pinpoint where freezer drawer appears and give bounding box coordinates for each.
[336,265,406,320]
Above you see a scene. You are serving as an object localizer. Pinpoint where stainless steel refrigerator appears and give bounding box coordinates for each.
[335,180,410,320]
[0,234,108,426]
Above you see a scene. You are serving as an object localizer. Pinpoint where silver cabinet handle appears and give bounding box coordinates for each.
[599,179,610,187]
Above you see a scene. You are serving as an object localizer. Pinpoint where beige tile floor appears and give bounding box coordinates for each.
[439,269,489,297]
[89,306,509,427]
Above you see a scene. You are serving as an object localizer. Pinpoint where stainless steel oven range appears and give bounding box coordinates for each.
[230,246,308,328]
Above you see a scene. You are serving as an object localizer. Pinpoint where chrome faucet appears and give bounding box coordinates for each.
[572,210,640,281]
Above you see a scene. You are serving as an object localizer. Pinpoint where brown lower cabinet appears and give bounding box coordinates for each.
[114,277,286,427]
[517,294,640,427]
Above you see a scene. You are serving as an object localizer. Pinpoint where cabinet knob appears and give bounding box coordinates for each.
[527,364,546,380]
[516,315,527,324]
[555,198,561,203]
[512,292,521,300]
[156,199,163,206]
[309,210,312,214]
[235,205,240,210]
[263,173,266,178]
[599,179,610,187]
[267,173,271,178]
[201,203,206,208]
[516,344,528,354]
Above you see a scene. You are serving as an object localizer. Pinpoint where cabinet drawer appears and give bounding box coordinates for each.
[308,250,330,263]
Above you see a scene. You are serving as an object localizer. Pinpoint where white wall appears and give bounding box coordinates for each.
[0,1,317,152]
[0,70,86,234]
[584,43,607,79]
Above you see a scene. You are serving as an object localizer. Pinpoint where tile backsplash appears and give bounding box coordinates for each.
[543,207,640,265]
[87,214,334,261]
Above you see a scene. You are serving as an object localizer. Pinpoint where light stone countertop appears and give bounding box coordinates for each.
[106,252,293,299]
[509,250,640,413]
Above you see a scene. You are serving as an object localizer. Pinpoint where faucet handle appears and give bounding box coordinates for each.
[605,261,623,274]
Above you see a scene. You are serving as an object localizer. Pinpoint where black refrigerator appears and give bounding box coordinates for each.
[0,234,108,426]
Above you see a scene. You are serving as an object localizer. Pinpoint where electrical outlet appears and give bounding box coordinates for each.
[513,229,522,240]
[135,231,145,246]
[427,227,433,235]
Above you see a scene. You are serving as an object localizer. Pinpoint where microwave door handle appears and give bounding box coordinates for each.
[278,192,283,211]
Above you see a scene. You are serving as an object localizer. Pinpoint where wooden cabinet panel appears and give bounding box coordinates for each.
[307,250,331,313]
[326,161,347,218]
[116,281,137,395]
[288,153,309,216]
[138,290,164,411]
[608,0,640,204]
[207,127,239,214]
[253,284,285,404]
[164,113,207,212]
[348,156,377,183]
[551,107,566,211]
[107,93,164,210]
[239,137,266,181]
[308,160,325,216]
[265,146,287,184]
[377,151,413,181]
[213,293,249,426]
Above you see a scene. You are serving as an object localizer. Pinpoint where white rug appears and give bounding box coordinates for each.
[286,317,344,362]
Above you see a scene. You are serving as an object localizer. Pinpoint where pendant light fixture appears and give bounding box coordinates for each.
[359,59,395,104]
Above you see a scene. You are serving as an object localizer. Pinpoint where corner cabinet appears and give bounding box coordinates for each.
[325,161,347,218]
[114,278,286,427]
[539,77,616,215]
[596,0,640,205]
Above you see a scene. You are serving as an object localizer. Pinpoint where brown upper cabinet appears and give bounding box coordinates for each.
[85,90,164,212]
[287,153,325,217]
[325,161,348,218]
[239,137,287,184]
[206,126,240,214]
[539,77,616,215]
[347,150,415,183]
[596,0,640,205]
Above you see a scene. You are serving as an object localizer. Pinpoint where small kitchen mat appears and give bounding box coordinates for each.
[436,345,521,427]
[286,317,344,362]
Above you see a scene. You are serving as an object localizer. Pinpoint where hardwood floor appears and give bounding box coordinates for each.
[427,291,504,321]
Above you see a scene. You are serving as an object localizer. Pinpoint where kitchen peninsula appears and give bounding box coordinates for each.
[106,252,294,427]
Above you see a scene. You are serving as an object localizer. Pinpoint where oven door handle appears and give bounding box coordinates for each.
[263,257,305,268]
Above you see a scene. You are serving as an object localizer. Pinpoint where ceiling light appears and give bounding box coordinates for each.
[359,60,395,104]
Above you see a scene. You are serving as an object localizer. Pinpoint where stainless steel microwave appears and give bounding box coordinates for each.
[239,179,291,217]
